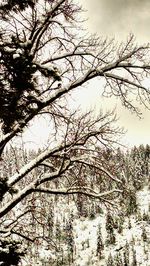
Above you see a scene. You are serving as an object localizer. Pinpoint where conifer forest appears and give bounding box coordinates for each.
[0,0,150,265]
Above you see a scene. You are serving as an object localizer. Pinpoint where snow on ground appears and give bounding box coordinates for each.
[137,186,150,214]
[73,215,104,266]
[22,186,150,265]
[71,186,150,266]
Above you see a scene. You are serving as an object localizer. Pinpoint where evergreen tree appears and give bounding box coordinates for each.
[65,217,74,265]
[114,252,123,266]
[142,212,149,222]
[96,224,104,259]
[107,253,114,266]
[89,202,96,220]
[126,189,137,215]
[0,239,25,266]
[47,207,54,238]
[106,212,116,245]
[0,0,36,15]
[123,242,130,266]
[55,221,62,249]
[141,227,147,242]
[131,246,137,266]
[113,215,124,233]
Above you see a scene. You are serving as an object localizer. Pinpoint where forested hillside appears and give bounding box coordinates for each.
[1,144,149,265]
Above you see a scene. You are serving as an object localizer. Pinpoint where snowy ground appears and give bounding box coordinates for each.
[22,186,150,265]
[71,186,150,266]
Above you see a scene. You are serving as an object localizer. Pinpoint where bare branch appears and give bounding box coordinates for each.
[33,187,123,201]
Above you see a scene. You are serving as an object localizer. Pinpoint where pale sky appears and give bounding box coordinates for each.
[81,0,150,43]
[79,0,150,147]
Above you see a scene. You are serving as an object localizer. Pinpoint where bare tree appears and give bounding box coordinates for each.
[0,0,150,264]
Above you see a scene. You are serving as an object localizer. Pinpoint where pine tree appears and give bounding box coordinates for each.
[123,242,130,266]
[0,0,36,15]
[47,207,54,238]
[65,217,74,265]
[107,253,114,266]
[114,215,124,233]
[89,202,96,219]
[131,246,137,266]
[106,212,116,245]
[114,252,123,266]
[96,224,104,259]
[0,239,25,266]
[141,226,147,242]
[126,189,137,215]
[55,221,62,249]
[128,218,132,229]
[142,212,149,222]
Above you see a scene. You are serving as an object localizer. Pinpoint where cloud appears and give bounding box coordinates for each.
[80,0,150,146]
[87,0,150,14]
[81,0,150,42]
[98,0,150,19]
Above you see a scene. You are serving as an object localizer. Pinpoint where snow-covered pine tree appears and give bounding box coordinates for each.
[105,212,116,245]
[107,253,114,266]
[114,252,123,266]
[96,224,104,259]
[65,216,74,265]
[131,246,137,266]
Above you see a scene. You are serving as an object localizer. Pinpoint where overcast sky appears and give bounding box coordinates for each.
[79,0,150,147]
[81,0,150,42]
